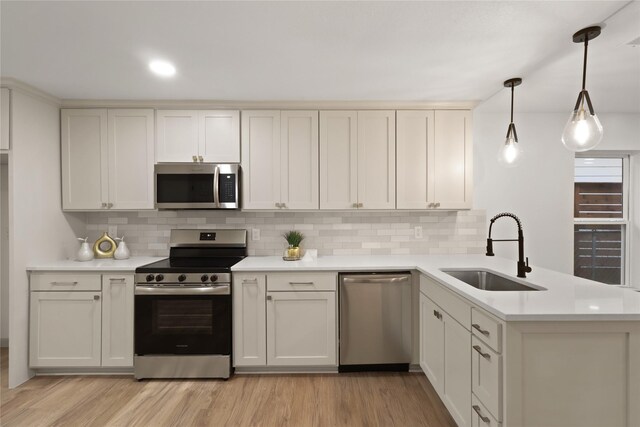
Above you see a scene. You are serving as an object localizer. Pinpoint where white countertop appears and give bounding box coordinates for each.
[27,257,165,272]
[232,255,640,321]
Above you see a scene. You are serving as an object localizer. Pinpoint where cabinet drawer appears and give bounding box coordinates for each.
[472,336,502,421]
[30,273,102,291]
[471,308,503,353]
[267,273,337,292]
[472,395,502,427]
[420,275,470,330]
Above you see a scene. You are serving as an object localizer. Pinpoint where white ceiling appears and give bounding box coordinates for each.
[1,1,639,112]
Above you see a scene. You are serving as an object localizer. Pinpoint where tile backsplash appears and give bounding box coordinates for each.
[85,210,487,257]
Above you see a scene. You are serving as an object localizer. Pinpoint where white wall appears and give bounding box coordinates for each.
[473,110,640,282]
[1,160,8,344]
[7,89,85,388]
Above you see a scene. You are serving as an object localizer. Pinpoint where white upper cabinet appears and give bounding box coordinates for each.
[155,110,199,162]
[320,110,394,209]
[61,109,109,210]
[319,111,358,209]
[280,111,319,210]
[156,110,240,163]
[357,111,396,209]
[1,87,10,150]
[397,110,472,210]
[61,108,154,210]
[107,109,154,210]
[242,110,319,210]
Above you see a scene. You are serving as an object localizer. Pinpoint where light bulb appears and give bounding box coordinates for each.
[561,107,603,152]
[498,135,523,167]
[149,60,176,77]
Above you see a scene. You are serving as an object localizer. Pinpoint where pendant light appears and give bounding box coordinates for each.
[562,26,603,152]
[498,78,523,167]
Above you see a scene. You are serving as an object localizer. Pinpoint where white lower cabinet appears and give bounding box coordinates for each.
[101,275,134,367]
[233,272,337,368]
[29,272,134,369]
[30,291,102,368]
[233,274,267,366]
[266,291,336,366]
[420,290,471,427]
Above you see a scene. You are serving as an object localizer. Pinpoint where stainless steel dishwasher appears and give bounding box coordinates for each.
[339,272,412,372]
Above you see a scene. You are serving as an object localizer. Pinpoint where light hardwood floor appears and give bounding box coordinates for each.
[0,349,455,426]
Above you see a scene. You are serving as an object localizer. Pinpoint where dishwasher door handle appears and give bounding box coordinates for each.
[341,276,410,284]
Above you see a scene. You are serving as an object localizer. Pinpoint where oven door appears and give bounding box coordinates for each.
[134,287,231,356]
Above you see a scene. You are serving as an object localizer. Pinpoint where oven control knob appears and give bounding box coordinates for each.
[178,274,187,282]
[210,275,219,283]
[201,274,209,283]
[146,274,155,282]
[155,274,164,282]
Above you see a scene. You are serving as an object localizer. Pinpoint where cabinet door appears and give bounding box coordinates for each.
[107,109,154,209]
[357,111,396,209]
[1,87,9,150]
[233,274,266,366]
[432,110,472,209]
[443,312,472,427]
[155,110,199,162]
[319,111,358,209]
[420,293,444,394]
[30,291,102,367]
[101,275,134,367]
[61,109,108,210]
[241,110,281,209]
[397,110,434,209]
[281,111,319,209]
[267,291,336,366]
[199,110,240,163]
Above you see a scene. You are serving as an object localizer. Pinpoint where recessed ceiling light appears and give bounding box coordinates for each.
[149,60,176,77]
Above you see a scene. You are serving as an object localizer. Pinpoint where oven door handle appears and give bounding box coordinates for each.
[135,285,230,296]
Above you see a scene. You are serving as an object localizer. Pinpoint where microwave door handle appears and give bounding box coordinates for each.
[213,165,220,207]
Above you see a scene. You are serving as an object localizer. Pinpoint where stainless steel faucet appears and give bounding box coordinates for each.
[486,212,532,278]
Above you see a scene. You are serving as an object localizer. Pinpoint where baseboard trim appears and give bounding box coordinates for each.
[34,368,134,376]
[234,366,339,374]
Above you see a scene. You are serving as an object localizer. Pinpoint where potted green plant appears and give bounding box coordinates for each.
[283,230,304,259]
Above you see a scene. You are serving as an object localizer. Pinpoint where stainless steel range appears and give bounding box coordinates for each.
[134,229,247,379]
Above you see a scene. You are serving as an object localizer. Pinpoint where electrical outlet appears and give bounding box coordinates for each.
[108,225,118,238]
[252,228,261,241]
[414,226,423,239]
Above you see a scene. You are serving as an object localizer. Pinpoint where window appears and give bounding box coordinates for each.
[574,156,629,285]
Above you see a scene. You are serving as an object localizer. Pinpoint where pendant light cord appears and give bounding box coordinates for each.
[510,82,515,123]
[582,37,589,91]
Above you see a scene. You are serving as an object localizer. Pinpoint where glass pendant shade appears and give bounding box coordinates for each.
[498,129,523,167]
[561,106,603,152]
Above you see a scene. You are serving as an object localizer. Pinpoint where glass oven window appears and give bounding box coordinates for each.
[156,174,214,203]
[153,299,213,335]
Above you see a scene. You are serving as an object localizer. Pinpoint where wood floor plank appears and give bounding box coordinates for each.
[0,349,456,426]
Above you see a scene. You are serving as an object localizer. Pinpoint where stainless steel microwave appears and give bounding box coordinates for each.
[155,163,240,210]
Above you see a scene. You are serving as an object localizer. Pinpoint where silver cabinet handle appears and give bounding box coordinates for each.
[242,278,258,283]
[288,281,314,285]
[101,202,107,208]
[352,203,358,208]
[427,202,433,208]
[51,281,78,286]
[473,345,491,360]
[107,202,113,208]
[281,203,287,208]
[266,295,272,301]
[198,155,204,162]
[472,405,490,423]
[192,155,198,162]
[432,309,442,320]
[109,277,126,282]
[94,295,100,301]
[472,323,490,336]
[275,202,281,208]
[358,202,363,208]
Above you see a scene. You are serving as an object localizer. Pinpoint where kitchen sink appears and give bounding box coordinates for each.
[441,269,544,291]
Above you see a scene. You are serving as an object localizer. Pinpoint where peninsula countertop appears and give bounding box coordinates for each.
[232,254,640,321]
